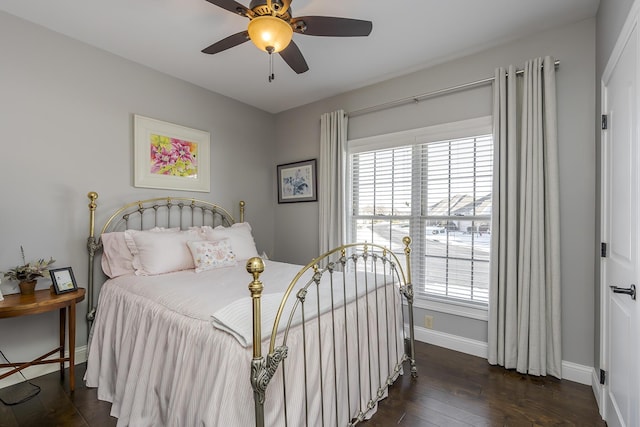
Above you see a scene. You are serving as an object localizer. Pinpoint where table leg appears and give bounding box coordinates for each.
[69,301,76,392]
[59,306,66,381]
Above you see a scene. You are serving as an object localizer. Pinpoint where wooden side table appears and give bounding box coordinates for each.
[0,288,85,392]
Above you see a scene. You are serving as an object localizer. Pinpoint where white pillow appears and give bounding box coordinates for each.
[124,229,200,275]
[202,223,259,260]
[187,239,236,273]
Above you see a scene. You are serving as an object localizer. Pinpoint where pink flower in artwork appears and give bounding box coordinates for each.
[172,139,195,163]
[149,134,198,176]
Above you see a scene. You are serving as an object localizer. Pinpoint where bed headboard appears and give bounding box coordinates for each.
[85,191,244,325]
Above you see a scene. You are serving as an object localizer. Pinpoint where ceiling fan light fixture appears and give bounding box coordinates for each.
[247,15,293,53]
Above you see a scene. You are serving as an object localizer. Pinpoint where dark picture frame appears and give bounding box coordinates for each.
[49,267,78,294]
[277,159,318,203]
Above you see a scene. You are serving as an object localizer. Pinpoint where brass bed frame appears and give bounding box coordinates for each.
[85,191,417,427]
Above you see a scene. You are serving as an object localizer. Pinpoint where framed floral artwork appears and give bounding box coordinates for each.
[134,115,210,192]
[277,159,317,203]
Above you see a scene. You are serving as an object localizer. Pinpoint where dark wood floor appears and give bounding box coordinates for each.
[364,343,606,426]
[0,342,605,426]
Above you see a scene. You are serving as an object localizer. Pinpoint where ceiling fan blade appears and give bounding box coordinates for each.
[205,0,250,17]
[292,16,372,37]
[279,41,309,74]
[201,31,250,54]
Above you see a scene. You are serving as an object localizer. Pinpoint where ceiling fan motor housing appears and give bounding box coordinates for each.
[250,0,292,19]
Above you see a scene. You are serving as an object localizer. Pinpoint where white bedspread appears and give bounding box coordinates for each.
[85,260,405,426]
[93,260,304,322]
[212,265,388,348]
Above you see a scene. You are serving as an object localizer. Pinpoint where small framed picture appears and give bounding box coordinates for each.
[277,159,318,203]
[49,267,78,294]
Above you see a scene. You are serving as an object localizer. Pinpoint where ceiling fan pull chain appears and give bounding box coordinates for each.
[268,47,275,82]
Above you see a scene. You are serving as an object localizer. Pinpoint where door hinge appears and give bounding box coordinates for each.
[600,369,606,385]
[602,114,608,130]
[601,242,607,257]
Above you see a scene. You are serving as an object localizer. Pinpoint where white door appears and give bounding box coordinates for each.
[601,13,640,427]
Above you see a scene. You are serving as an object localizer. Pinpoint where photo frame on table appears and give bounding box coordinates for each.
[277,159,317,203]
[49,267,78,294]
[134,114,210,192]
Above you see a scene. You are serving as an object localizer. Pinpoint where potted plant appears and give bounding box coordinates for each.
[2,247,55,295]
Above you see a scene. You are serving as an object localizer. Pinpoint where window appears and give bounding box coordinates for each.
[348,118,493,307]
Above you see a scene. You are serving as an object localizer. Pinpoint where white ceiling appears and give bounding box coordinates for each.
[1,0,600,113]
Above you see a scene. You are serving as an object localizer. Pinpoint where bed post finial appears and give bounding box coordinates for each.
[402,236,412,285]
[239,200,245,223]
[247,257,265,359]
[88,192,98,238]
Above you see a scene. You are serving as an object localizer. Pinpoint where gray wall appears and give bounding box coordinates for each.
[0,11,276,369]
[594,0,635,372]
[273,19,597,367]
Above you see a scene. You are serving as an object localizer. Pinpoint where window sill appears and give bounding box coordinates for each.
[406,297,488,321]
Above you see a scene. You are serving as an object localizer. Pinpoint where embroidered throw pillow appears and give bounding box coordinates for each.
[187,239,237,273]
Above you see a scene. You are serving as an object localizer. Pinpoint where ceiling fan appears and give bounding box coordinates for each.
[201,0,373,78]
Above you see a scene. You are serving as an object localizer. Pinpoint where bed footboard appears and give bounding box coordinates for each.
[248,238,416,427]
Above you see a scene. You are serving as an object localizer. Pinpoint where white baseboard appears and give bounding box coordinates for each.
[413,325,488,358]
[411,325,593,385]
[561,359,594,386]
[0,345,87,390]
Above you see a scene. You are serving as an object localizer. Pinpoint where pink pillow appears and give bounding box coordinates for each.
[187,239,236,273]
[101,232,134,278]
[125,229,200,275]
[100,228,180,278]
[201,223,259,260]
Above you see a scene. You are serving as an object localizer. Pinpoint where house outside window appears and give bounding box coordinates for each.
[347,118,492,315]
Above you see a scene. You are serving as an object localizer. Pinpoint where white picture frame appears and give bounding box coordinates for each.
[134,115,210,192]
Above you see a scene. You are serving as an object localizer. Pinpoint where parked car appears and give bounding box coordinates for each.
[426,226,446,235]
[439,221,459,231]
[465,224,490,235]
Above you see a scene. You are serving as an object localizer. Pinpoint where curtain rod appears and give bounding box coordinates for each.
[347,59,560,118]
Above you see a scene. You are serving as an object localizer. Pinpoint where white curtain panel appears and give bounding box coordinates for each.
[488,56,562,378]
[319,110,347,254]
